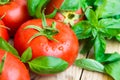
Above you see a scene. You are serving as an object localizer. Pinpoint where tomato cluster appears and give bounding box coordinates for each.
[0,0,84,79]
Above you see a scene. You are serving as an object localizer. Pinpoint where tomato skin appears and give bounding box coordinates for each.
[14,19,79,66]
[0,20,9,41]
[0,0,31,36]
[0,49,30,80]
[45,0,64,14]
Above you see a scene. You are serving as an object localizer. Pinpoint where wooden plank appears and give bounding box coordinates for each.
[81,40,120,80]
[81,70,113,80]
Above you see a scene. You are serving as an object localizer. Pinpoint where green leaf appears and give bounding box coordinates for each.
[27,0,41,16]
[0,37,19,58]
[75,59,105,73]
[27,0,50,18]
[105,60,120,80]
[116,34,120,42]
[72,20,92,39]
[101,52,120,63]
[92,28,98,38]
[60,0,81,11]
[21,47,32,63]
[0,53,7,74]
[95,0,120,19]
[28,56,68,74]
[98,18,120,37]
[85,9,98,26]
[94,35,106,61]
[80,0,96,11]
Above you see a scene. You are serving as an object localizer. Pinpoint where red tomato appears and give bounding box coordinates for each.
[0,0,31,36]
[0,49,30,80]
[45,0,84,26]
[0,20,9,41]
[45,0,64,14]
[14,19,79,66]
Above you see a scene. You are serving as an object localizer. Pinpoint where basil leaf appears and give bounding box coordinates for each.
[85,9,98,26]
[72,20,92,39]
[99,18,120,36]
[95,0,120,19]
[116,34,120,42]
[101,52,120,63]
[0,37,19,58]
[75,59,105,73]
[80,0,96,11]
[60,0,81,11]
[27,0,41,16]
[27,0,50,18]
[94,35,106,62]
[28,56,68,74]
[21,47,32,63]
[105,60,120,80]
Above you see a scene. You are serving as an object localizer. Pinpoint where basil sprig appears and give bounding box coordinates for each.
[73,0,120,80]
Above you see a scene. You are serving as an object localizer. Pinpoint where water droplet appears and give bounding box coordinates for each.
[45,47,49,51]
[58,46,63,51]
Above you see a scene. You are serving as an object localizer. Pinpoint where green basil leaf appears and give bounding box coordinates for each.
[99,18,120,36]
[95,0,120,19]
[80,0,96,11]
[72,20,92,39]
[80,39,94,54]
[85,9,98,26]
[92,28,98,38]
[0,37,19,58]
[75,59,105,73]
[21,47,32,63]
[94,35,106,61]
[105,60,120,80]
[101,52,120,63]
[60,0,81,11]
[116,34,120,42]
[28,56,68,74]
[27,0,50,18]
[27,0,41,16]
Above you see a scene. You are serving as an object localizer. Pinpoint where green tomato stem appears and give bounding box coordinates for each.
[0,52,7,74]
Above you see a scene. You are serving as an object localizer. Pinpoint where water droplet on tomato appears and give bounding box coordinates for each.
[45,47,49,51]
[58,46,63,51]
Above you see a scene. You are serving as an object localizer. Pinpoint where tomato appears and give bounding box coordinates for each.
[14,19,79,66]
[45,0,84,26]
[0,49,30,80]
[0,20,9,41]
[0,0,31,36]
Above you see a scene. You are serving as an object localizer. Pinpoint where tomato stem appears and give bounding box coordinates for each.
[0,52,7,74]
[24,12,59,43]
[61,11,80,26]
[0,0,10,5]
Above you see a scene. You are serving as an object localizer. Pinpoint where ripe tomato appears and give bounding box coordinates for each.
[0,20,9,41]
[14,19,79,66]
[0,49,30,80]
[45,0,84,26]
[0,0,31,36]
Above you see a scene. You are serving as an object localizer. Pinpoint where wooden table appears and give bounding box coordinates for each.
[30,40,120,80]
